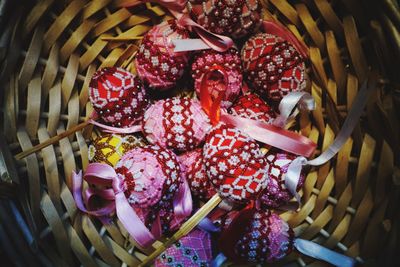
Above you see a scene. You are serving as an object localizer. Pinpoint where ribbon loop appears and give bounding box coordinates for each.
[294,239,356,267]
[284,156,308,205]
[273,91,315,128]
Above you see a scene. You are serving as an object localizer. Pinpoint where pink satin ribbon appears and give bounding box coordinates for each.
[89,119,142,134]
[284,79,375,202]
[72,163,193,248]
[220,112,316,157]
[263,20,308,59]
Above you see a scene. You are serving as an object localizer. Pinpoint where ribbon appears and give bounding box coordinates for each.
[172,179,193,221]
[174,13,234,52]
[121,0,187,11]
[200,65,228,125]
[211,253,227,267]
[284,78,376,202]
[220,113,317,157]
[89,119,142,134]
[263,20,308,59]
[72,163,156,248]
[294,239,356,267]
[273,91,315,128]
[198,217,220,233]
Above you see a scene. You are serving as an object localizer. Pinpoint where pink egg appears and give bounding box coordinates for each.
[143,97,211,152]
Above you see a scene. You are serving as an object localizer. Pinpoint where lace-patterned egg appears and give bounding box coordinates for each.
[229,93,276,124]
[241,33,307,103]
[135,19,190,90]
[143,97,212,152]
[203,124,269,202]
[89,67,149,128]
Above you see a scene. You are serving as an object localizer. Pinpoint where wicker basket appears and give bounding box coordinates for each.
[0,0,399,266]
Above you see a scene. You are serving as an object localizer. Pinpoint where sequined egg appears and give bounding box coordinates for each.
[187,0,262,39]
[135,19,190,90]
[259,150,307,208]
[143,97,212,152]
[229,93,276,124]
[88,134,144,167]
[89,67,149,128]
[220,209,294,264]
[241,33,307,103]
[203,124,269,202]
[191,48,242,108]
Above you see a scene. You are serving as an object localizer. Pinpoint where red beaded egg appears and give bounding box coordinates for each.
[191,48,242,108]
[135,20,190,90]
[203,124,269,202]
[229,93,276,124]
[259,150,307,209]
[220,209,294,264]
[187,0,262,39]
[180,149,216,201]
[241,33,307,102]
[89,67,148,128]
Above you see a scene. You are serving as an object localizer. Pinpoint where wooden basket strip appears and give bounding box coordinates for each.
[22,0,54,38]
[374,141,394,207]
[67,223,98,267]
[312,168,335,217]
[268,0,301,27]
[25,73,42,138]
[66,91,80,142]
[16,129,42,227]
[57,125,77,189]
[83,0,113,19]
[335,138,353,196]
[315,125,334,189]
[314,0,344,39]
[296,4,326,53]
[18,25,44,94]
[79,34,110,71]
[3,75,17,142]
[47,81,62,136]
[61,54,80,111]
[41,43,60,103]
[43,0,87,52]
[93,8,132,37]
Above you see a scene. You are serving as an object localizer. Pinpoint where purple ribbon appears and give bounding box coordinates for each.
[294,239,356,267]
[284,79,375,204]
[198,217,220,233]
[211,253,227,267]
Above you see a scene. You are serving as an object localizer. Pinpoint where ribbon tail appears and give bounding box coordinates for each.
[211,253,227,267]
[89,119,142,134]
[173,179,193,221]
[294,239,356,267]
[285,156,307,207]
[114,190,156,248]
[198,217,220,233]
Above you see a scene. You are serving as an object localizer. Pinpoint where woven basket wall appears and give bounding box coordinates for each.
[0,0,399,266]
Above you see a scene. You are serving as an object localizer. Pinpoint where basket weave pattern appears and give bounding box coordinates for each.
[1,0,399,266]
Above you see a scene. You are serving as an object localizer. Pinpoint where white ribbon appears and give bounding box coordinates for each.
[284,78,375,204]
[273,91,316,128]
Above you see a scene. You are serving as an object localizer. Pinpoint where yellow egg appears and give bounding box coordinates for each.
[88,134,144,167]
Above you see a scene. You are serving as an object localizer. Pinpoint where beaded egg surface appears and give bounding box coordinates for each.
[155,229,212,267]
[203,124,269,202]
[220,209,294,264]
[180,149,216,201]
[229,93,276,124]
[143,97,211,152]
[187,0,262,38]
[135,20,190,90]
[89,67,148,128]
[88,134,144,167]
[191,48,243,108]
[241,33,307,102]
[114,145,181,209]
[259,150,306,209]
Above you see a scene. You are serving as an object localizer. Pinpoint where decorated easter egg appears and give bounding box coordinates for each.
[229,93,276,124]
[88,134,144,167]
[143,97,211,152]
[241,33,307,102]
[259,150,306,208]
[191,48,242,108]
[135,19,190,90]
[180,149,216,201]
[155,229,213,267]
[220,209,294,264]
[89,67,149,127]
[187,0,262,38]
[203,124,269,202]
